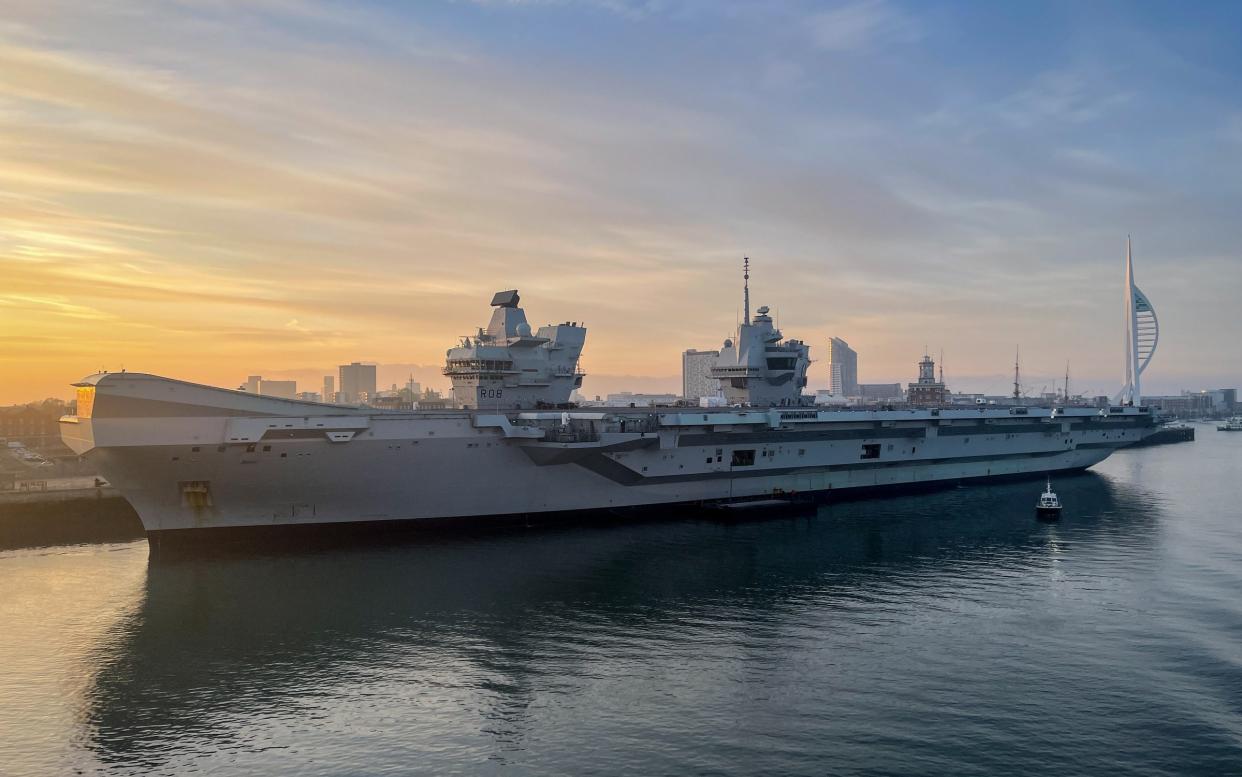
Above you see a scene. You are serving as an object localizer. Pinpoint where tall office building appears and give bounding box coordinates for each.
[339,362,377,404]
[244,376,262,393]
[825,337,859,396]
[323,375,335,403]
[682,349,720,400]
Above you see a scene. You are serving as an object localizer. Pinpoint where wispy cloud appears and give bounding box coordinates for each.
[0,293,114,321]
[0,0,1237,401]
[996,70,1134,129]
[807,0,920,52]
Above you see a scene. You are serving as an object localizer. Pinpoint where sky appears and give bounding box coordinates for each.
[0,0,1239,404]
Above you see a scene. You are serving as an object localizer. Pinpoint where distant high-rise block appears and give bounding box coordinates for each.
[682,349,720,400]
[245,376,262,393]
[339,362,377,404]
[323,375,335,403]
[825,338,858,396]
[1220,388,1238,412]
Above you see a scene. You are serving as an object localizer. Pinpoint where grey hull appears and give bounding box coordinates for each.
[61,373,1153,538]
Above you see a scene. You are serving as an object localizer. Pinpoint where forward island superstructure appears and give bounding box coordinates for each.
[61,267,1156,545]
[445,289,585,410]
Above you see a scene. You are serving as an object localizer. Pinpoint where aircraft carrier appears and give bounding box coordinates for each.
[59,273,1155,546]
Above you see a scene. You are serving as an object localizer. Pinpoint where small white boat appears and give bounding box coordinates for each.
[1036,478,1062,520]
[1217,417,1242,432]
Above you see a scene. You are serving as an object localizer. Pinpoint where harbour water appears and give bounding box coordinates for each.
[2,430,1240,776]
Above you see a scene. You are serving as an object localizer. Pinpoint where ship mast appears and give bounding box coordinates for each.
[743,256,751,326]
[1013,346,1021,402]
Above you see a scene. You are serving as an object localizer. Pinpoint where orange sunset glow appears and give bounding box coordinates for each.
[1,1,1238,405]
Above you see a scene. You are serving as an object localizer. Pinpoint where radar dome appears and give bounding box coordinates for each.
[516,322,532,337]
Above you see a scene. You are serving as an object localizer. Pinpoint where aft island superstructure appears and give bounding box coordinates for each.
[60,273,1155,545]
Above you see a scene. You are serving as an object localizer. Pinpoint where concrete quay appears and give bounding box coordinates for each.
[0,477,141,551]
[0,476,121,507]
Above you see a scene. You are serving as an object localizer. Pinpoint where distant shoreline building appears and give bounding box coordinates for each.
[339,362,377,405]
[682,349,720,401]
[241,376,296,399]
[858,383,904,402]
[814,390,849,407]
[0,402,66,449]
[906,353,948,406]
[606,392,680,407]
[825,337,859,397]
[259,380,296,400]
[1143,389,1237,418]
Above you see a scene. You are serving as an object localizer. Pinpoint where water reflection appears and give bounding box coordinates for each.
[0,499,142,552]
[84,472,1162,771]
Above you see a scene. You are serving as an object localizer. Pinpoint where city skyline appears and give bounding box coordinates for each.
[1,1,1240,404]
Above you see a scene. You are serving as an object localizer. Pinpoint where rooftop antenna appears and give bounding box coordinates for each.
[1013,346,1022,402]
[1064,361,1070,405]
[743,256,751,326]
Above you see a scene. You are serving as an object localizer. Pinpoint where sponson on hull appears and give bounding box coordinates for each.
[60,274,1157,548]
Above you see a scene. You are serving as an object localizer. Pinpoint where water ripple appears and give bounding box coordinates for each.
[3,437,1242,775]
